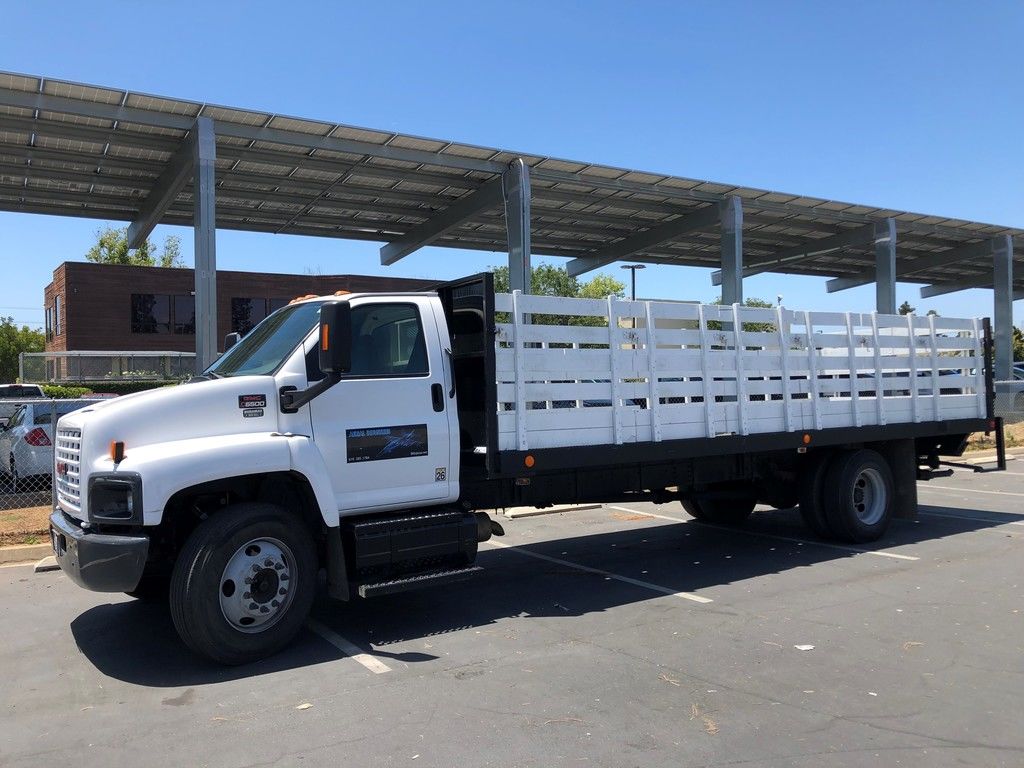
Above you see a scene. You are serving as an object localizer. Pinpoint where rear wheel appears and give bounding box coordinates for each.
[797,451,834,539]
[681,495,756,525]
[823,449,894,543]
[169,503,317,665]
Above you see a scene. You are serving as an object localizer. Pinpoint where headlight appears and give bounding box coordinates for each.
[88,474,143,524]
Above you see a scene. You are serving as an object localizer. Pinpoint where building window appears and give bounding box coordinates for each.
[231,298,290,335]
[173,295,196,334]
[131,294,171,334]
[131,294,194,334]
[45,306,53,341]
[54,295,61,336]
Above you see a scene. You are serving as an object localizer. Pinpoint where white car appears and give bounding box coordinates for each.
[0,400,99,492]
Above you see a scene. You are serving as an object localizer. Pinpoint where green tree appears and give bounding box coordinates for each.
[0,317,45,383]
[898,300,915,315]
[710,296,776,332]
[491,264,624,327]
[1013,326,1024,362]
[85,226,184,268]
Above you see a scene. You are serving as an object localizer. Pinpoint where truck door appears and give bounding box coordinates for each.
[308,297,455,514]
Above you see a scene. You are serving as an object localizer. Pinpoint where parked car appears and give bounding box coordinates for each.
[0,400,98,492]
[0,384,46,428]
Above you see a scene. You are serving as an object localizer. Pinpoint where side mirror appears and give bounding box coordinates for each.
[319,301,352,375]
[223,332,241,352]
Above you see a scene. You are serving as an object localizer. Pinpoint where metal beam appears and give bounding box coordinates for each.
[993,235,1014,381]
[720,196,744,305]
[565,203,720,278]
[191,117,218,370]
[379,178,504,265]
[828,235,995,293]
[920,282,1024,300]
[127,125,201,249]
[503,159,531,294]
[715,221,880,286]
[875,218,897,314]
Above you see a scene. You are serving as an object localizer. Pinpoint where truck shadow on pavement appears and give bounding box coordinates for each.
[69,502,1019,687]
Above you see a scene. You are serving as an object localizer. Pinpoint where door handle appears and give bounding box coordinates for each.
[445,348,456,398]
[431,383,444,412]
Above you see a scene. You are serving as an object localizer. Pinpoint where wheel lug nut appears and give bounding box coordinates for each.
[279,588,287,596]
[271,600,280,608]
[249,602,258,610]
[252,564,260,572]
[280,574,289,581]
[244,577,252,584]
[264,558,273,567]
[243,592,251,599]
[260,606,270,613]
[274,562,284,570]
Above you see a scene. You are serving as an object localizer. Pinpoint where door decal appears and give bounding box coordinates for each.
[346,424,428,463]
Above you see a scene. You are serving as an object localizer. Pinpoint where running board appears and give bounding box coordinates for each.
[357,566,483,598]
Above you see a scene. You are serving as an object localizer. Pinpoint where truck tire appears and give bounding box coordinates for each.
[797,451,834,539]
[681,496,756,525]
[822,449,894,543]
[169,503,317,665]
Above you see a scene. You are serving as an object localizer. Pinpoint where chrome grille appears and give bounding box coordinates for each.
[55,427,82,512]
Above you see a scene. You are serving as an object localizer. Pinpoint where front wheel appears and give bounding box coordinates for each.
[169,503,317,665]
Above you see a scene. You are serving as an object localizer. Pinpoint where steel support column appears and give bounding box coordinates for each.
[875,218,897,314]
[720,196,743,305]
[192,117,218,370]
[993,235,1014,381]
[503,158,531,294]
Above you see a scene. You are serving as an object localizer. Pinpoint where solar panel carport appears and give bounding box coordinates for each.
[0,71,1019,375]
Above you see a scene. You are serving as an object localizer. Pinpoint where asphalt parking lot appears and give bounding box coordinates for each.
[2,463,1022,768]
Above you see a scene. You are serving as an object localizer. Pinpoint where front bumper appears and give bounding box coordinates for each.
[49,511,148,593]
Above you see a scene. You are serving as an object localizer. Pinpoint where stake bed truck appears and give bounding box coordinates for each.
[48,273,1001,663]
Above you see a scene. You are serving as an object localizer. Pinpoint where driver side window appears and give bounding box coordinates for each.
[306,302,428,381]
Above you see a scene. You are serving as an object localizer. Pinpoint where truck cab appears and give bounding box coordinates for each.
[50,290,490,664]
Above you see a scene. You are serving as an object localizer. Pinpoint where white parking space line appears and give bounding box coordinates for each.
[306,619,391,674]
[484,539,713,604]
[607,506,920,561]
[921,484,1024,498]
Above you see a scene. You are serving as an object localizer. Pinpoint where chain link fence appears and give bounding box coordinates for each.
[994,380,1024,425]
[19,351,195,384]
[0,399,105,547]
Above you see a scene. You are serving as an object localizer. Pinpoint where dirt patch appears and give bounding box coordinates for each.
[0,505,52,547]
[966,422,1024,452]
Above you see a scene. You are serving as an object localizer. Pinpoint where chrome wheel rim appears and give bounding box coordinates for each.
[219,537,295,633]
[851,467,886,526]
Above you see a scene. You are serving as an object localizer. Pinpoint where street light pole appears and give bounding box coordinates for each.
[621,263,646,301]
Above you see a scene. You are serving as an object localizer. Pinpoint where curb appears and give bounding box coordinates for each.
[497,503,602,519]
[0,543,52,565]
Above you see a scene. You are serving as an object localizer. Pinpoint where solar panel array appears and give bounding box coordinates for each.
[0,70,1020,292]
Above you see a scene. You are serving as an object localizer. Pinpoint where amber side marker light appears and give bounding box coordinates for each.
[110,441,126,463]
[524,455,535,468]
[802,433,812,445]
[321,325,330,351]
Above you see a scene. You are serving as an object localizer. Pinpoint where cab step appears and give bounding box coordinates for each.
[357,566,483,598]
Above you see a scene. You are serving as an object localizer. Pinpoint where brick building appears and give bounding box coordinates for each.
[43,262,436,353]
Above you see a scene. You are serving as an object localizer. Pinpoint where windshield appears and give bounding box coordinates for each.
[205,301,323,378]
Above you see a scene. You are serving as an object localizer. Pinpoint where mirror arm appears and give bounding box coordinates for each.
[279,373,342,413]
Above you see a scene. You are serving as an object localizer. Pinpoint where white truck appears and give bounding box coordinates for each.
[48,273,1001,664]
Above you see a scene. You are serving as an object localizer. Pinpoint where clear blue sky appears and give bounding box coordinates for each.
[2,0,1022,330]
